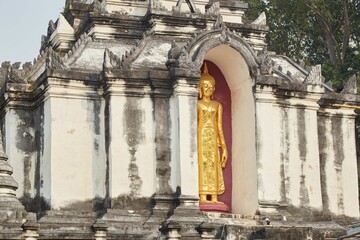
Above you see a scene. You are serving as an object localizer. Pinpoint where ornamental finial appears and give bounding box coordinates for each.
[204,62,209,74]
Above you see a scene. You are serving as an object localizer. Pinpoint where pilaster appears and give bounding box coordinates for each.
[1,83,37,206]
[92,221,108,240]
[160,221,182,240]
[255,80,324,216]
[197,222,217,239]
[168,72,206,238]
[278,91,323,212]
[22,219,40,240]
[255,85,284,214]
[150,70,177,220]
[103,69,156,205]
[317,101,360,218]
[18,70,107,210]
[171,70,200,209]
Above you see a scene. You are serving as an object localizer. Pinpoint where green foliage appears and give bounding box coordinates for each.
[62,0,92,13]
[62,0,71,13]
[245,0,360,89]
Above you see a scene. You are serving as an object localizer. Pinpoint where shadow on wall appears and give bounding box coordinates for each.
[355,110,360,202]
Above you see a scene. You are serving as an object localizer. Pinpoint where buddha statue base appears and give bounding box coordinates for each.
[199,202,230,213]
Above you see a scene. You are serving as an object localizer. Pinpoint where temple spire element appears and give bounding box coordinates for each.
[174,0,199,13]
[0,131,24,221]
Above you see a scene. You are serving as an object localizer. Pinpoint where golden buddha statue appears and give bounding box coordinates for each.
[197,63,228,204]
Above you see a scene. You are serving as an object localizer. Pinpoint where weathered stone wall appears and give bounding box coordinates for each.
[5,109,37,205]
[107,94,156,200]
[318,107,359,218]
[0,0,359,238]
[255,83,324,215]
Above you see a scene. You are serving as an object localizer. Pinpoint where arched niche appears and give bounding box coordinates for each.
[201,60,232,209]
[204,44,258,215]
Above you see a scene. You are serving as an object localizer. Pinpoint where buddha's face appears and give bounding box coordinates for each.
[201,80,215,98]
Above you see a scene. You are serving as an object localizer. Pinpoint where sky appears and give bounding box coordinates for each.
[0,1,65,65]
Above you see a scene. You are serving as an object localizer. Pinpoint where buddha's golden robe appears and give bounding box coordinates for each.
[197,99,226,195]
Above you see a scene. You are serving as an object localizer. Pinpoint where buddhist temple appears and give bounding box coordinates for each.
[0,0,359,239]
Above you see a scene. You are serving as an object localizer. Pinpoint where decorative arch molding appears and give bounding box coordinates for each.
[166,26,263,81]
[168,24,260,215]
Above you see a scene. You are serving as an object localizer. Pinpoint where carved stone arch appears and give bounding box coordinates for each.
[170,28,261,82]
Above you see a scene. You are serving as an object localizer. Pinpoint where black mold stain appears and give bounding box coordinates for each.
[280,106,290,202]
[112,195,154,210]
[286,204,331,221]
[88,99,101,152]
[9,109,40,212]
[331,115,345,214]
[124,97,144,197]
[249,229,266,239]
[37,104,51,213]
[88,98,104,211]
[15,110,36,199]
[255,107,263,197]
[19,104,50,214]
[318,115,329,213]
[104,96,111,209]
[297,107,309,207]
[15,111,35,152]
[189,97,197,158]
[93,196,107,217]
[154,97,172,194]
[332,116,345,166]
[92,100,101,135]
[35,104,45,212]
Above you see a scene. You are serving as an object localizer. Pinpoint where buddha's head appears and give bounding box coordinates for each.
[199,63,215,99]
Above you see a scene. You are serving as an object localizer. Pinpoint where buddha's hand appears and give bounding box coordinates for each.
[221,149,228,168]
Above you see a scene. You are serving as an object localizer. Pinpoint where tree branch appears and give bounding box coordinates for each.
[304,0,341,64]
[342,0,351,63]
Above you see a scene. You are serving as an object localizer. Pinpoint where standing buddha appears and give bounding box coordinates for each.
[197,63,228,206]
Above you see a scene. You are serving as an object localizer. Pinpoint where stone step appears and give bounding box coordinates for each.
[106,224,158,240]
[39,229,94,240]
[37,210,97,238]
[106,233,155,240]
[0,228,23,240]
[100,209,152,225]
[39,210,97,218]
